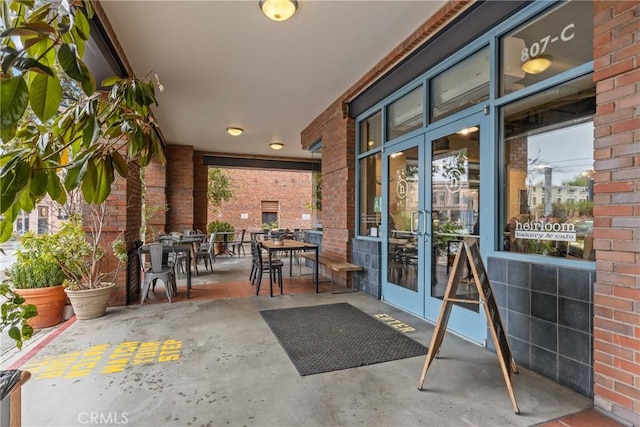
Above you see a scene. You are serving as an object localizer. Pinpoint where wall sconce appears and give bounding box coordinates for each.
[259,0,298,22]
[270,142,284,150]
[226,127,244,136]
[521,57,552,75]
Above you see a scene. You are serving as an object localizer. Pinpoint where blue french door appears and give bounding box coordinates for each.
[382,113,487,344]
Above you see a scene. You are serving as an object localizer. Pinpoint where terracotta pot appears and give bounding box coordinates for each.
[65,283,115,320]
[15,285,66,329]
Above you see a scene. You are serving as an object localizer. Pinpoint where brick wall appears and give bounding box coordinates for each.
[592,2,640,425]
[209,168,313,231]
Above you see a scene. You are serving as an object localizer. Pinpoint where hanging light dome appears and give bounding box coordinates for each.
[259,0,298,22]
[521,57,552,75]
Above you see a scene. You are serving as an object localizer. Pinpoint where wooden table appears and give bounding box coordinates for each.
[261,240,319,295]
[139,244,193,298]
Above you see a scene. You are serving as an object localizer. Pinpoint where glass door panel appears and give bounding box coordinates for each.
[424,115,486,344]
[382,136,425,316]
[430,127,480,309]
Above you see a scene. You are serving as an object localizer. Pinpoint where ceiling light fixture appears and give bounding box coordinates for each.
[226,127,244,136]
[259,0,298,22]
[521,56,552,74]
[270,142,284,150]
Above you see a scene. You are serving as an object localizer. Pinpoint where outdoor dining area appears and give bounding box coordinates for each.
[136,228,334,305]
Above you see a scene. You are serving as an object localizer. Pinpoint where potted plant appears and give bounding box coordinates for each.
[0,0,163,346]
[4,232,67,329]
[48,205,128,320]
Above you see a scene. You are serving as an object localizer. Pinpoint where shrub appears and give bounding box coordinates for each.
[7,232,66,289]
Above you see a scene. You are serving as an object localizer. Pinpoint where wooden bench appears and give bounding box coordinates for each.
[299,252,363,293]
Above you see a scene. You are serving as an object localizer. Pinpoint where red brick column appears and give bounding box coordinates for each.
[194,152,208,232]
[166,145,195,232]
[93,161,141,307]
[592,2,640,424]
[302,101,356,286]
[143,157,168,239]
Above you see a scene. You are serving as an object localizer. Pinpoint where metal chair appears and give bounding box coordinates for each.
[139,242,176,305]
[229,229,247,256]
[196,232,216,271]
[251,241,284,297]
[159,235,186,276]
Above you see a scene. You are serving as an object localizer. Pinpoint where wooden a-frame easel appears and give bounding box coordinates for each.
[417,238,520,414]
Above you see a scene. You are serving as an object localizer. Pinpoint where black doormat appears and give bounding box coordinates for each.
[260,303,428,376]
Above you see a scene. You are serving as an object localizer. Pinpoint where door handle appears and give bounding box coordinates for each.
[410,211,419,234]
[421,210,430,242]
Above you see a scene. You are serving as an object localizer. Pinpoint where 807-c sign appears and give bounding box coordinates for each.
[521,23,575,62]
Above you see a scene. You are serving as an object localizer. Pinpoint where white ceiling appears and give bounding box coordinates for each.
[99,0,446,159]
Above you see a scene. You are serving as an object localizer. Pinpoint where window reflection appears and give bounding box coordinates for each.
[502,75,595,260]
[431,127,480,312]
[387,147,419,291]
[387,86,423,141]
[358,153,382,236]
[360,111,382,153]
[431,47,489,122]
[500,1,593,95]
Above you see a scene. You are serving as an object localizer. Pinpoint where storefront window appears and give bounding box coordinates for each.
[360,111,382,153]
[358,153,382,236]
[501,74,595,260]
[500,0,593,96]
[431,47,489,122]
[386,86,423,141]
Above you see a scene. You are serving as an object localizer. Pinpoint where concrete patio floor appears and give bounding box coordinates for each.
[2,254,624,427]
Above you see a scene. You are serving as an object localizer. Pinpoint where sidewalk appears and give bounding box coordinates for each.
[1,255,628,427]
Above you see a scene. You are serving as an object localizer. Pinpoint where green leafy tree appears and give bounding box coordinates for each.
[0,0,162,348]
[207,168,235,213]
[0,0,165,243]
[562,174,589,187]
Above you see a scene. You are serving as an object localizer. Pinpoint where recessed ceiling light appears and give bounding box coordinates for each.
[226,127,244,136]
[270,142,284,150]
